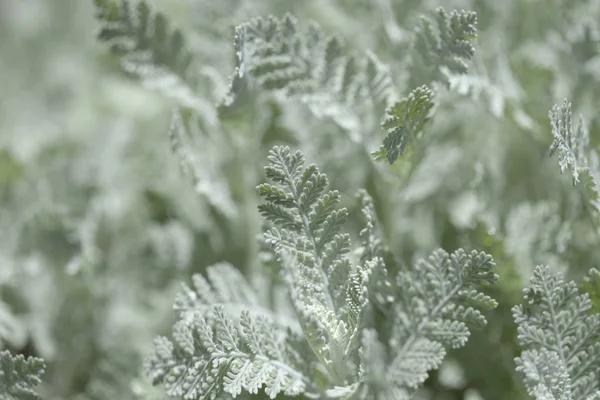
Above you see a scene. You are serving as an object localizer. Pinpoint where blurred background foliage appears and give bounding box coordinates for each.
[1,0,599,399]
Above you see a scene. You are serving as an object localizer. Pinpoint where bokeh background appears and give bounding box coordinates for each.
[1,0,599,399]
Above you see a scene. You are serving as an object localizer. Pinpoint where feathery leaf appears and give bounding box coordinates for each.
[0,351,45,400]
[378,85,435,164]
[513,265,600,400]
[408,8,478,87]
[224,14,397,133]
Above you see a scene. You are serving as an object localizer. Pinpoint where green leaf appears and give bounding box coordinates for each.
[381,85,435,164]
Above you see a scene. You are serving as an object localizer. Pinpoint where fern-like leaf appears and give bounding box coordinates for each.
[513,265,600,400]
[0,351,45,400]
[549,99,600,226]
[173,262,301,334]
[224,14,397,134]
[583,268,600,314]
[258,146,350,313]
[94,0,210,112]
[408,8,478,88]
[388,248,498,391]
[376,85,435,164]
[145,306,310,399]
[549,99,590,184]
[356,248,497,398]
[258,146,375,384]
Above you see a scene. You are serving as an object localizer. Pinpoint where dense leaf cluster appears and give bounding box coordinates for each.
[1,0,600,399]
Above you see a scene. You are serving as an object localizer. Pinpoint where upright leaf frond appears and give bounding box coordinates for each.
[357,248,497,399]
[548,99,600,227]
[513,265,600,400]
[387,249,497,392]
[408,8,478,87]
[258,146,380,385]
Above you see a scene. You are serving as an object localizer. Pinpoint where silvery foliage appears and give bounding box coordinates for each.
[512,97,600,400]
[0,0,220,398]
[0,350,45,400]
[406,7,478,89]
[3,0,600,399]
[549,99,600,226]
[145,146,499,399]
[223,13,399,136]
[223,9,476,156]
[513,266,600,400]
[377,86,435,164]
